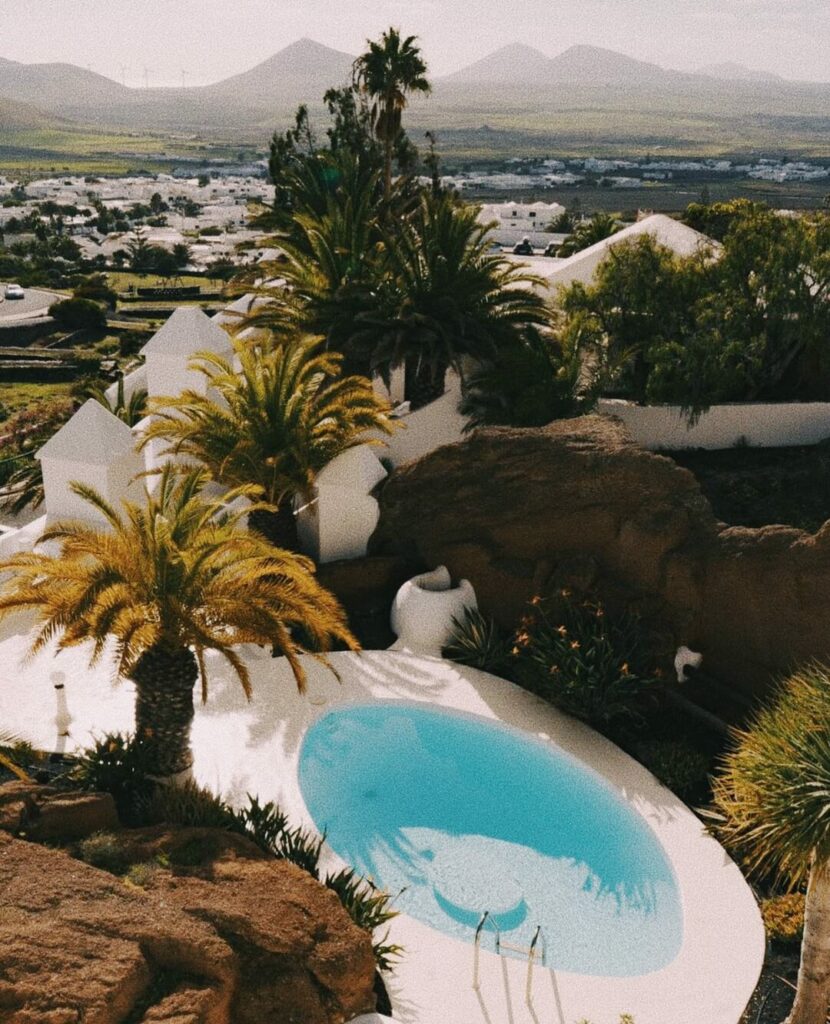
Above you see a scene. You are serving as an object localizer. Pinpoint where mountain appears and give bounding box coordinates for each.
[0,95,71,131]
[699,61,783,83]
[0,57,130,114]
[441,43,551,84]
[205,38,354,103]
[544,45,674,85]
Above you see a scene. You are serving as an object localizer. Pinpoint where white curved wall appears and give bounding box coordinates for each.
[378,373,468,468]
[599,398,830,450]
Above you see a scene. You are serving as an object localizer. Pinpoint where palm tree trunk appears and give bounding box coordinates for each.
[131,645,198,778]
[383,135,393,204]
[248,503,299,551]
[787,857,830,1024]
[405,357,447,411]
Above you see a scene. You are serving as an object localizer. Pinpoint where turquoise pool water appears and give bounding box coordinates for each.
[298,702,683,976]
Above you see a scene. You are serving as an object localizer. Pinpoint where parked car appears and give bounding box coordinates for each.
[4,284,24,299]
[543,240,561,257]
[512,238,534,256]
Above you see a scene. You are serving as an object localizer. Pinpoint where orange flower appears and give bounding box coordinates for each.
[557,625,568,636]
[549,665,560,675]
[560,588,572,598]
[530,595,542,606]
[511,646,520,657]
[621,662,630,675]
[570,640,581,650]
[595,607,605,619]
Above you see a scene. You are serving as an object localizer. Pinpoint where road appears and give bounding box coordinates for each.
[0,285,65,322]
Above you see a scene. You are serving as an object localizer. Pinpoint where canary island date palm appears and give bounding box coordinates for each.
[237,155,386,372]
[557,212,623,257]
[141,336,394,549]
[354,28,430,202]
[0,466,355,779]
[709,664,830,1024]
[356,193,549,408]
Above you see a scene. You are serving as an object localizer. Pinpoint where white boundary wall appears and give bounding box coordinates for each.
[598,398,830,450]
[378,372,468,468]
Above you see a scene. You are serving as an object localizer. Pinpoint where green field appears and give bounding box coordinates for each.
[0,127,245,178]
[0,381,73,415]
[107,271,221,292]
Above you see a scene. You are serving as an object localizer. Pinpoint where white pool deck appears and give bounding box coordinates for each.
[0,616,764,1024]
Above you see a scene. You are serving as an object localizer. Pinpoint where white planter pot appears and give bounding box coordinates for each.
[390,565,477,654]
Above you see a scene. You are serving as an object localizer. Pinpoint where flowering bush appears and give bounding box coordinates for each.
[509,593,661,735]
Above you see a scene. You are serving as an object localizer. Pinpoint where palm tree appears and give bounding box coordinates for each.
[557,212,624,257]
[238,153,385,370]
[356,193,549,408]
[459,327,592,429]
[0,466,355,779]
[86,376,149,427]
[710,664,830,1024]
[141,336,394,549]
[353,28,431,202]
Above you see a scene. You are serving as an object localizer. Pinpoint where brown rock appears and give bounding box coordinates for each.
[24,791,119,842]
[143,857,377,1024]
[372,414,830,703]
[0,831,233,1024]
[0,828,376,1024]
[0,781,119,842]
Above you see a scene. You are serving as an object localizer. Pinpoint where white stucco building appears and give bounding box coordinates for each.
[36,400,145,526]
[140,305,234,399]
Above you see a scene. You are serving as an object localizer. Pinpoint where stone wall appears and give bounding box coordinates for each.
[371,414,830,703]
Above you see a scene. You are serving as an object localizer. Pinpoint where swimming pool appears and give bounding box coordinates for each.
[298,701,683,977]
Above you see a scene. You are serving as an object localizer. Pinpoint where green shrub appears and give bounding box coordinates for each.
[140,779,238,831]
[761,892,804,944]
[48,296,107,331]
[77,831,131,874]
[443,607,513,675]
[325,867,402,971]
[73,274,117,309]
[0,730,36,776]
[510,594,660,735]
[236,795,324,875]
[73,733,155,824]
[125,861,163,888]
[235,796,400,971]
[635,739,711,802]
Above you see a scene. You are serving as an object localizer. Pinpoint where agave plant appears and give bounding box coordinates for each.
[0,465,356,778]
[0,729,32,781]
[709,663,830,1024]
[442,606,513,675]
[141,336,394,549]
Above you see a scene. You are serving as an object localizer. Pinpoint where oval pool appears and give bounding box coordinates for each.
[298,702,683,976]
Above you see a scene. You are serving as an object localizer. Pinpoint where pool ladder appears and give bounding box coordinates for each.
[472,911,546,1002]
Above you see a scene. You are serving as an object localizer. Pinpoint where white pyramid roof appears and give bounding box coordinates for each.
[140,306,233,357]
[539,214,718,290]
[36,400,136,465]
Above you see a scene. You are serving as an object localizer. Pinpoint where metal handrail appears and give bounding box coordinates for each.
[473,910,545,1003]
[525,924,546,1003]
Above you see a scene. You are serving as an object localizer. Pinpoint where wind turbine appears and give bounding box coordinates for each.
[143,66,153,89]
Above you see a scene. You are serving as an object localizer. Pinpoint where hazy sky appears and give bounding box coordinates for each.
[1,0,828,86]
